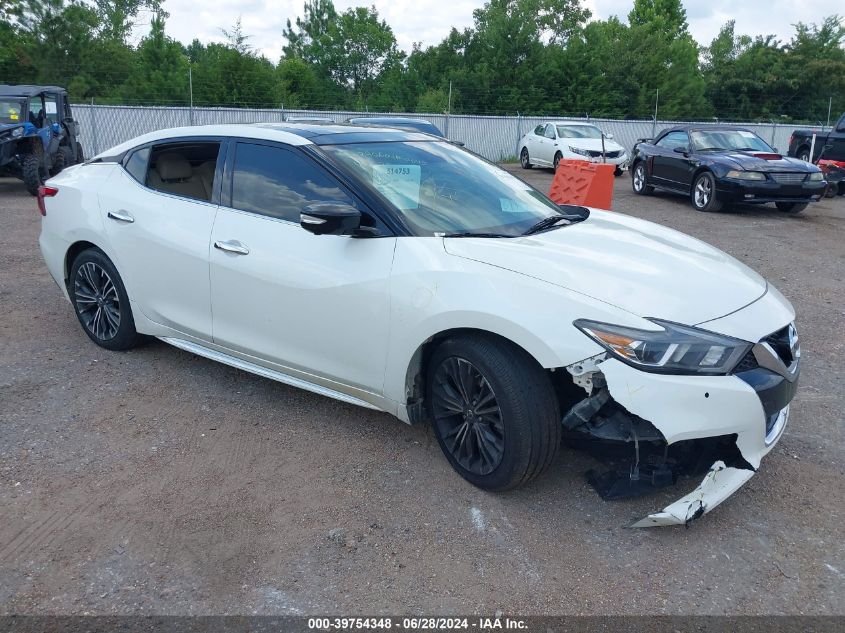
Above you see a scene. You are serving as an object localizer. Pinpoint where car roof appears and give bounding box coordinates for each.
[92,122,440,160]
[349,117,432,124]
[0,84,66,97]
[546,121,599,127]
[659,124,755,135]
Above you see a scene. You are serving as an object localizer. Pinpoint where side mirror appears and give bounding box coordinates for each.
[300,202,361,236]
[604,133,614,140]
[673,146,689,155]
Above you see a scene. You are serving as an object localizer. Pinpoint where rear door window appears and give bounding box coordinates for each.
[144,141,220,202]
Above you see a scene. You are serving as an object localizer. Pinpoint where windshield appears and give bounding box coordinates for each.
[322,141,562,236]
[556,125,603,139]
[690,130,774,152]
[0,98,26,125]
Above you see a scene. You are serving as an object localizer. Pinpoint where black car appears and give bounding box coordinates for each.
[630,125,827,213]
[346,116,446,137]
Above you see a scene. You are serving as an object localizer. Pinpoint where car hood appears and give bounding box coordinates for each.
[443,210,767,325]
[563,138,625,152]
[714,151,818,172]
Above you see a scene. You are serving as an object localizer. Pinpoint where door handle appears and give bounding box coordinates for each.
[214,240,250,255]
[107,210,134,223]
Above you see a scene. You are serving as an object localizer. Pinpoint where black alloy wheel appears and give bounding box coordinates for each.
[69,248,140,350]
[426,335,560,491]
[431,356,505,476]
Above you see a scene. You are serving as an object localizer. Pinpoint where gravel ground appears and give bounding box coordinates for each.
[1,167,844,616]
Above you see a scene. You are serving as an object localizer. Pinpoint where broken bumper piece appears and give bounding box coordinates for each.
[629,460,755,527]
[563,353,796,527]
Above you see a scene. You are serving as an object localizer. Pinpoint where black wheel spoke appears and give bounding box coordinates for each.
[432,356,505,476]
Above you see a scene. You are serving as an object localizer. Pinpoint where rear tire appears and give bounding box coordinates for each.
[520,147,533,169]
[426,334,560,491]
[75,141,84,163]
[775,202,808,213]
[69,248,140,351]
[797,147,811,162]
[631,162,653,195]
[691,172,723,212]
[21,153,44,196]
[51,146,73,176]
[614,167,624,177]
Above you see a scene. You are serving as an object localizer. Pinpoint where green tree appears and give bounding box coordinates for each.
[624,0,710,119]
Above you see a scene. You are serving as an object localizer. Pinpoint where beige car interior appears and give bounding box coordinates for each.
[147,151,217,201]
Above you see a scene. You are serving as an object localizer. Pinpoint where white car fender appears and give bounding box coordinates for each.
[382,237,654,408]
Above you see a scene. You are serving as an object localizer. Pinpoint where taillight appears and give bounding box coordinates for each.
[36,185,58,216]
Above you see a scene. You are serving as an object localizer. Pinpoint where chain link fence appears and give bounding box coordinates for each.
[72,104,823,163]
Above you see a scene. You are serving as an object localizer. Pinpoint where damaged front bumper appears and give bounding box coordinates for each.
[564,344,798,527]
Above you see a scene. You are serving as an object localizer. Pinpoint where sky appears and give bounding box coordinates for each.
[151,0,838,62]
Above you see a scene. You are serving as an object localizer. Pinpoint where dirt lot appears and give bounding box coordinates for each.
[1,166,844,616]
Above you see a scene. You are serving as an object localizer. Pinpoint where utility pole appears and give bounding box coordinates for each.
[446,80,452,138]
[651,89,659,138]
[188,66,194,126]
[827,96,833,128]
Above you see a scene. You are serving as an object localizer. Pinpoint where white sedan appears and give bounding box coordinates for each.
[38,123,799,526]
[519,121,628,174]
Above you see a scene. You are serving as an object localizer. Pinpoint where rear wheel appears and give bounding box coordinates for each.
[69,248,140,351]
[797,147,811,162]
[427,334,560,491]
[75,141,84,163]
[691,172,723,212]
[614,167,624,177]
[775,202,808,213]
[51,146,73,176]
[520,147,533,169]
[631,162,653,195]
[21,153,45,196]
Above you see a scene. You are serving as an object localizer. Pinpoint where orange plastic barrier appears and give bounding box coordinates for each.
[547,160,615,210]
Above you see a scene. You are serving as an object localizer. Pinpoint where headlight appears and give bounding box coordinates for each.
[569,146,591,156]
[573,318,752,375]
[11,127,23,138]
[725,170,766,181]
[808,172,824,181]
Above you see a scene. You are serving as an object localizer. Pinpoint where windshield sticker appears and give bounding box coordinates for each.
[738,131,757,139]
[373,164,421,209]
[499,198,522,213]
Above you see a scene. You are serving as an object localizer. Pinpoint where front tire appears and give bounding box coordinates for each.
[553,152,562,170]
[520,147,533,169]
[21,153,44,196]
[631,162,653,195]
[691,172,723,212]
[427,335,560,491]
[614,167,624,177]
[69,248,140,351]
[775,202,808,213]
